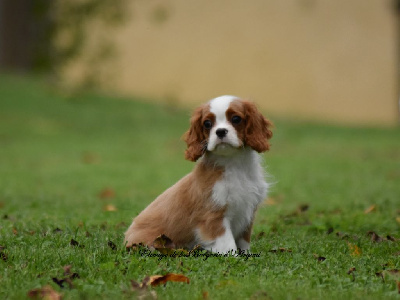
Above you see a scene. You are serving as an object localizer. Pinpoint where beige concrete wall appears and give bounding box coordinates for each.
[66,0,399,126]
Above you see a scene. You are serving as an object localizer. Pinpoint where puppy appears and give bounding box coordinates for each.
[124,95,273,253]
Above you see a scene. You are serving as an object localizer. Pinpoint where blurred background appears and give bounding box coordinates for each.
[1,0,399,126]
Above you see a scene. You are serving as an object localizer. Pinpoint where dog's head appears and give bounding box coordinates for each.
[183,96,273,161]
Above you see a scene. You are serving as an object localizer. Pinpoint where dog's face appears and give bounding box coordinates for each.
[184,96,273,161]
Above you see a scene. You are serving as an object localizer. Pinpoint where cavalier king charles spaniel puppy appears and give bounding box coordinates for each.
[124,95,273,253]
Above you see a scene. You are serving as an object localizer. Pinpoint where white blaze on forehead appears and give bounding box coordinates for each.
[209,95,239,121]
[207,95,242,152]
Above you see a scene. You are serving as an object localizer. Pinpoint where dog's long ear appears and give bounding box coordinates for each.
[183,106,206,161]
[243,101,273,153]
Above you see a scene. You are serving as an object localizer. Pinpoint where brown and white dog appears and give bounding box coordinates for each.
[124,95,273,253]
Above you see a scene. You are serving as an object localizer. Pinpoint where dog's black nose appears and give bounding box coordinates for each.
[216,128,228,139]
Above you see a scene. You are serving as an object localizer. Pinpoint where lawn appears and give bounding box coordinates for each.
[0,74,399,299]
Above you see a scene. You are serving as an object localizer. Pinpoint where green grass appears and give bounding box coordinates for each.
[0,74,399,299]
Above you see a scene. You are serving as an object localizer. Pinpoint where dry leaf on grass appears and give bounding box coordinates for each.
[107,241,117,251]
[264,198,277,206]
[151,234,175,249]
[148,273,190,286]
[0,251,7,262]
[347,267,356,282]
[269,248,292,253]
[103,204,117,212]
[98,188,115,199]
[364,204,376,214]
[53,228,63,234]
[150,234,184,255]
[367,231,397,242]
[202,291,209,299]
[82,152,100,164]
[347,243,362,256]
[285,204,310,218]
[130,273,189,299]
[52,277,72,289]
[256,231,266,239]
[70,239,84,248]
[367,231,383,243]
[27,285,62,300]
[250,291,271,300]
[386,269,400,278]
[52,265,80,289]
[63,265,80,279]
[313,254,326,262]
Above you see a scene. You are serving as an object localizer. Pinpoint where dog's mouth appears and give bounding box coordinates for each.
[215,141,234,149]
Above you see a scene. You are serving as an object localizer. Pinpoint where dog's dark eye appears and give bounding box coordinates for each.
[203,120,212,129]
[231,116,242,124]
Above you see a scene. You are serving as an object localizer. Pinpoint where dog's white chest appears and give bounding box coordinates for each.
[211,151,269,238]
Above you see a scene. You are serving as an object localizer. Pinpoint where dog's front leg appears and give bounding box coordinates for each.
[236,238,250,251]
[209,218,237,254]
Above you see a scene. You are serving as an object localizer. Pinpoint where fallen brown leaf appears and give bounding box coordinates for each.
[347,267,356,274]
[364,204,376,214]
[115,222,127,229]
[53,228,63,234]
[151,234,176,249]
[50,266,80,289]
[149,273,190,286]
[336,232,349,239]
[82,152,100,164]
[70,239,84,248]
[386,269,400,277]
[285,204,310,218]
[130,279,157,300]
[375,271,384,281]
[103,204,117,212]
[264,198,277,206]
[313,254,326,262]
[63,265,80,279]
[107,241,117,251]
[347,243,362,256]
[0,251,7,262]
[367,231,383,243]
[63,265,72,275]
[256,231,266,239]
[269,248,292,253]
[98,188,115,199]
[202,291,209,299]
[12,227,18,235]
[250,290,271,300]
[27,285,62,300]
[52,277,72,289]
[347,267,356,282]
[298,204,310,212]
